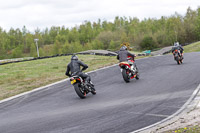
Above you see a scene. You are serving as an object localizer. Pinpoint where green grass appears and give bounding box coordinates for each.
[129,50,143,55]
[0,55,121,100]
[165,125,200,133]
[184,41,200,53]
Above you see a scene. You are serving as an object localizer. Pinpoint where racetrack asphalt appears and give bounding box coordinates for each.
[0,52,200,133]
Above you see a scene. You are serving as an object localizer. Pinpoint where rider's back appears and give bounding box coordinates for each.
[68,60,82,74]
[118,49,129,62]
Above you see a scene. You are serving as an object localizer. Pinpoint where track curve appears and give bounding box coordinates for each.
[0,52,200,133]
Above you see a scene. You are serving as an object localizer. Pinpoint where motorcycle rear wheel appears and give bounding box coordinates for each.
[122,69,130,83]
[74,83,86,99]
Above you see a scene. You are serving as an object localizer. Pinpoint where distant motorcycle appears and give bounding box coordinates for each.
[119,57,139,83]
[173,49,183,65]
[70,75,96,99]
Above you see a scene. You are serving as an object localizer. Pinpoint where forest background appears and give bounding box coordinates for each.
[0,7,200,59]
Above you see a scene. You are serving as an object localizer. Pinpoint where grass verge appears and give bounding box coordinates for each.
[165,125,200,133]
[184,41,200,53]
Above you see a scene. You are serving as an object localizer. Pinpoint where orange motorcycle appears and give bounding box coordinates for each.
[173,49,183,65]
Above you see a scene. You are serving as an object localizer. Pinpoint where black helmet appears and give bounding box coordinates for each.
[120,46,127,51]
[71,54,78,60]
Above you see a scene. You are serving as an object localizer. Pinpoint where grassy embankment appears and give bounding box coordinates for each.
[184,41,200,53]
[166,126,200,133]
[0,54,145,100]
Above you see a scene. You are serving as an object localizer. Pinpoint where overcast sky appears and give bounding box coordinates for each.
[0,0,199,32]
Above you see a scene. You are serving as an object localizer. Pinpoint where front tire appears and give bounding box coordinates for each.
[122,69,130,83]
[180,56,183,64]
[74,83,86,99]
[175,57,180,65]
[91,87,96,95]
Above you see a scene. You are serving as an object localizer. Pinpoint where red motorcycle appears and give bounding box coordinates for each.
[119,56,139,83]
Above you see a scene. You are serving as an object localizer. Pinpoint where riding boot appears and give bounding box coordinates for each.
[85,81,91,91]
[89,81,94,87]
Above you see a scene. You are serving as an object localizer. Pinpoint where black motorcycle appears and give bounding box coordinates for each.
[70,76,96,99]
[173,49,183,65]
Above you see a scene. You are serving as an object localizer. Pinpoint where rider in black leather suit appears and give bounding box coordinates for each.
[65,55,91,85]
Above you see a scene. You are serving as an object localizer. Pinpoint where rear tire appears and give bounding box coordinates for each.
[122,69,130,83]
[74,83,86,99]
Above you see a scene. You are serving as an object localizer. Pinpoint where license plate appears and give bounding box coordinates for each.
[71,79,76,84]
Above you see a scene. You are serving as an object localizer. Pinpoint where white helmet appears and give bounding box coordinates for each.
[174,42,179,47]
[120,46,127,51]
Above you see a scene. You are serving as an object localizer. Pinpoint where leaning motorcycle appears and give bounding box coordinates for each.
[70,76,96,99]
[119,57,139,83]
[173,49,183,65]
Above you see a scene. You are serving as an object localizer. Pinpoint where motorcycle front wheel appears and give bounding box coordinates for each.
[175,57,180,65]
[91,87,96,95]
[74,83,86,99]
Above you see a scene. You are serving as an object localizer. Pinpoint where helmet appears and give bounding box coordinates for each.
[71,54,78,60]
[120,46,127,51]
[174,42,179,47]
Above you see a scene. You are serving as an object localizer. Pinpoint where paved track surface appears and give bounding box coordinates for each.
[0,52,200,133]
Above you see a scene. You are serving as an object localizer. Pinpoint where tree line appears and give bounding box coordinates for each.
[0,7,200,59]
